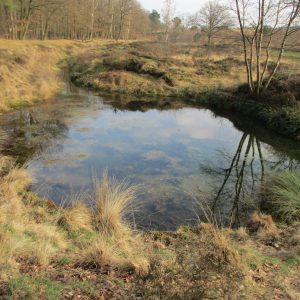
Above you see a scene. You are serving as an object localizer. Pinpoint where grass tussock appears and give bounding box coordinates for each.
[80,234,149,275]
[247,212,279,241]
[93,171,137,234]
[262,171,300,223]
[59,202,93,232]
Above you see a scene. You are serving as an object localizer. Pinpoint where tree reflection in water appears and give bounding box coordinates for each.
[0,110,68,165]
[200,133,266,227]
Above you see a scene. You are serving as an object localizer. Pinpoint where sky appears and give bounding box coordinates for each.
[139,0,205,15]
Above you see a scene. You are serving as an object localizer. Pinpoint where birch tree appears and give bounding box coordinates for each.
[162,0,176,41]
[89,0,100,40]
[234,0,300,96]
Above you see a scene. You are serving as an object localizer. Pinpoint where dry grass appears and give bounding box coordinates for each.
[235,227,249,241]
[93,171,137,234]
[80,233,149,274]
[247,212,279,241]
[59,202,93,232]
[68,41,249,98]
[0,43,63,111]
[0,39,116,112]
[0,158,69,279]
[81,236,122,266]
[1,38,298,112]
[0,155,299,298]
[0,159,147,282]
[136,225,244,299]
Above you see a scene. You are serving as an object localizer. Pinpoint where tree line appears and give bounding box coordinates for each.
[0,0,237,42]
[0,0,151,40]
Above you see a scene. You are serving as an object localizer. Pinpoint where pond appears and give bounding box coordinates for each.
[1,90,299,230]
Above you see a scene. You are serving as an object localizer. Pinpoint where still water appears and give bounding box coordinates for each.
[0,91,299,229]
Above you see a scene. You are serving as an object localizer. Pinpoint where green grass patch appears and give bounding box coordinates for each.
[271,49,300,60]
[56,255,71,266]
[8,275,64,300]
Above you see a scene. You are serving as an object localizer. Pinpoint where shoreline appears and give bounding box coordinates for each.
[0,159,299,298]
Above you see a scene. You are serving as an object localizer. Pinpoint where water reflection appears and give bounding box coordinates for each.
[0,110,68,164]
[198,134,264,227]
[0,93,299,230]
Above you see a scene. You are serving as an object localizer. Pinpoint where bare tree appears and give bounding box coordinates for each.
[89,0,100,40]
[38,0,64,40]
[234,0,300,96]
[161,0,176,41]
[0,0,151,40]
[191,1,232,47]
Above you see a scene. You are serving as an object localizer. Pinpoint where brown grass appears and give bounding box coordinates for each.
[0,39,117,112]
[93,171,137,234]
[59,202,93,232]
[1,38,298,112]
[0,157,67,278]
[247,212,279,241]
[68,40,250,98]
[80,233,149,274]
[0,43,63,111]
[136,225,244,299]
[0,158,148,282]
[0,156,299,298]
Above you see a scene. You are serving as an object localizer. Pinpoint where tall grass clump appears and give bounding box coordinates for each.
[93,171,137,235]
[77,172,149,274]
[262,171,300,223]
